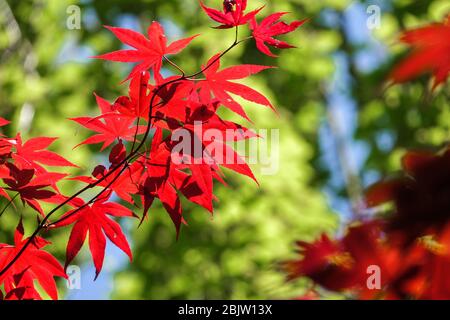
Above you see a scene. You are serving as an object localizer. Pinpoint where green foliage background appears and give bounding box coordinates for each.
[0,0,449,299]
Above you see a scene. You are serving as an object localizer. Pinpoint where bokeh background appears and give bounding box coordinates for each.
[0,0,449,299]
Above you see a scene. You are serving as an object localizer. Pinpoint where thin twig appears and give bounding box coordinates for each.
[163,56,186,76]
[0,193,18,218]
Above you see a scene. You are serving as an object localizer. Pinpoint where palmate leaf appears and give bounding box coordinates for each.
[250,12,307,57]
[200,0,263,29]
[390,15,450,89]
[0,221,67,300]
[197,54,275,121]
[53,197,136,279]
[71,94,147,151]
[13,133,77,173]
[94,22,198,81]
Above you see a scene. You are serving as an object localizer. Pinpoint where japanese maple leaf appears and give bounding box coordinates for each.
[108,140,127,165]
[71,94,146,150]
[282,222,393,293]
[12,133,77,173]
[3,164,66,215]
[155,95,258,142]
[140,159,216,237]
[200,0,263,29]
[140,124,257,236]
[365,148,450,240]
[282,233,348,284]
[53,198,136,279]
[151,78,199,127]
[0,158,12,201]
[0,285,41,300]
[112,70,188,121]
[169,110,258,183]
[94,22,198,81]
[113,71,153,119]
[0,221,67,300]
[0,137,13,161]
[91,165,142,205]
[390,15,450,89]
[152,100,257,213]
[139,127,220,235]
[197,54,275,121]
[250,13,307,57]
[139,129,186,234]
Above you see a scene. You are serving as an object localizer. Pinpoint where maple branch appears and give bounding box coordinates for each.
[50,164,132,226]
[52,153,144,226]
[0,193,18,218]
[163,56,186,76]
[0,25,247,278]
[131,118,141,152]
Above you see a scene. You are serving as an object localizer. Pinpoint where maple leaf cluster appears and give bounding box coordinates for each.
[0,1,305,300]
[0,119,74,299]
[283,13,450,301]
[283,148,450,299]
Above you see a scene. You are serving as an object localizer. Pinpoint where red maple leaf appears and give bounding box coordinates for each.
[140,121,257,235]
[138,128,187,235]
[3,164,67,215]
[1,285,41,300]
[0,137,13,157]
[113,71,152,119]
[52,197,136,279]
[365,148,450,240]
[138,127,219,234]
[390,15,450,89]
[94,22,198,81]
[71,94,146,150]
[250,12,307,57]
[200,0,263,29]
[172,115,258,183]
[197,54,274,121]
[0,221,67,300]
[282,222,396,294]
[12,133,77,173]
